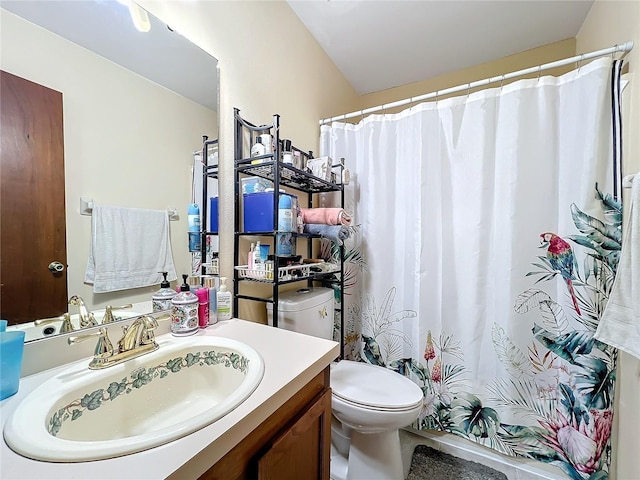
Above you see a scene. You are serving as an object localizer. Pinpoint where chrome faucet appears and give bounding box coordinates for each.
[68,295,97,328]
[68,315,159,369]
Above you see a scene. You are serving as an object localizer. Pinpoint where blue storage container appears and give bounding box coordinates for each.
[209,197,219,233]
[244,192,296,233]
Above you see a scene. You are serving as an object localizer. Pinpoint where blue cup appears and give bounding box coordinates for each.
[0,330,26,400]
[0,320,7,332]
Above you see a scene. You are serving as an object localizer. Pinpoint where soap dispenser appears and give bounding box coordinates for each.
[170,274,199,336]
[152,272,177,312]
[216,277,232,321]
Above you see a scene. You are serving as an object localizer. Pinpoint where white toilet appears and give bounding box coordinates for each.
[267,288,423,480]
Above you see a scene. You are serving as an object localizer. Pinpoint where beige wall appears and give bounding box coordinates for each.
[0,10,217,310]
[577,2,640,479]
[360,38,577,113]
[137,0,361,320]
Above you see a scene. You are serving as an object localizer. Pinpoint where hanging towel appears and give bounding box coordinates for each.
[84,204,177,293]
[594,174,640,360]
[301,207,352,226]
[303,224,350,245]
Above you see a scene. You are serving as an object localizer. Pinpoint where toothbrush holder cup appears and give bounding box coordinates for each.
[0,330,26,400]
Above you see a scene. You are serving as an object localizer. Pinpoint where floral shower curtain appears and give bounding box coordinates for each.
[320,57,623,479]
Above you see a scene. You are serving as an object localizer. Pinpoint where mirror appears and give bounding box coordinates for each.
[0,0,218,341]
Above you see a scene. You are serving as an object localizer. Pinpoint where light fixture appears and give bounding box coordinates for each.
[116,0,151,33]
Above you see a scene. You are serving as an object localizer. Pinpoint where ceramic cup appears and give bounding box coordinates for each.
[0,330,26,400]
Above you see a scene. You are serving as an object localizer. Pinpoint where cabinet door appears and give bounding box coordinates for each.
[256,388,332,480]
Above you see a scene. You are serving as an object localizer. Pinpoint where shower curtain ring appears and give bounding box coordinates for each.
[578,53,585,72]
[499,76,504,93]
[612,44,618,60]
[537,65,542,82]
[467,82,471,97]
[435,91,439,107]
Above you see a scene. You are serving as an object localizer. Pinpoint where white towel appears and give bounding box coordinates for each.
[595,174,640,359]
[84,205,177,293]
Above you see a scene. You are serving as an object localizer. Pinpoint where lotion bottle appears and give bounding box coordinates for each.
[171,274,199,336]
[216,277,232,321]
[152,271,177,312]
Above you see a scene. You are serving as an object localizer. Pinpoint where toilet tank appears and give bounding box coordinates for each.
[266,287,334,340]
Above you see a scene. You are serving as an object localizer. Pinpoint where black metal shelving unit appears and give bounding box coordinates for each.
[233,108,345,358]
[200,136,219,277]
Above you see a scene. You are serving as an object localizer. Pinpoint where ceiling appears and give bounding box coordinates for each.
[287,0,595,95]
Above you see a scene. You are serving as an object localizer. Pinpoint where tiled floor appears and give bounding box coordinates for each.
[407,445,508,480]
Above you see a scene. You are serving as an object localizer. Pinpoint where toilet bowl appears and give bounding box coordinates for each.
[266,288,424,480]
[329,360,423,480]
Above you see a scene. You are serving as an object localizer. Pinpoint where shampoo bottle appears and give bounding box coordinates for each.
[204,276,218,325]
[253,241,263,271]
[152,271,177,312]
[171,274,199,336]
[196,286,209,328]
[216,277,232,321]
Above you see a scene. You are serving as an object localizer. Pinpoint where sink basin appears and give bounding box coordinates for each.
[3,335,264,462]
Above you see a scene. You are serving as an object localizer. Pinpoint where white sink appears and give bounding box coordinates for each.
[3,334,264,462]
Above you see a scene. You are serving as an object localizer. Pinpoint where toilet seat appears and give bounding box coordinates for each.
[331,360,423,411]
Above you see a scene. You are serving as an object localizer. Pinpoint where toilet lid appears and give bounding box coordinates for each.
[331,360,423,410]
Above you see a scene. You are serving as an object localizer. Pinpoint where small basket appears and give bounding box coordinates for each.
[235,264,312,282]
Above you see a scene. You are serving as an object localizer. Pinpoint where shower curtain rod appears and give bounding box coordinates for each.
[319,41,634,125]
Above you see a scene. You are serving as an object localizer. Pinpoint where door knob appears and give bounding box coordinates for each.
[48,261,65,273]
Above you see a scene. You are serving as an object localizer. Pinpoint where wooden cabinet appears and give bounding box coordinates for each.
[199,368,331,480]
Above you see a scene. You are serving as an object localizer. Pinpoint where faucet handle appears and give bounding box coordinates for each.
[101,304,133,324]
[34,313,76,333]
[68,327,114,362]
[140,315,159,346]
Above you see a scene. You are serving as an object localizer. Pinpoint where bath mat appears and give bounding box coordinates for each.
[407,445,508,480]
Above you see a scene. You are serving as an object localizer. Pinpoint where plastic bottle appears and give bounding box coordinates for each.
[187,203,200,232]
[152,271,177,312]
[250,137,266,159]
[217,277,232,321]
[171,274,199,336]
[204,276,218,325]
[188,203,201,252]
[278,194,293,232]
[253,241,263,272]
[248,242,255,276]
[196,286,209,328]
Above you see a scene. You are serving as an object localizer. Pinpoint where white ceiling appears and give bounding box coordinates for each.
[287,0,595,95]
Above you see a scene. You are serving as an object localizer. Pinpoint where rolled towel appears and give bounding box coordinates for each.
[303,224,350,245]
[301,207,352,226]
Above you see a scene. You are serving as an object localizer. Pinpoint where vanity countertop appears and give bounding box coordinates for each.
[0,318,339,479]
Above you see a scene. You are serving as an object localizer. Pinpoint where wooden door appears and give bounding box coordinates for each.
[1,70,68,324]
[256,388,332,480]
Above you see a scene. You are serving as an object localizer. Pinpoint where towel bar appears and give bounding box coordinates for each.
[80,197,178,220]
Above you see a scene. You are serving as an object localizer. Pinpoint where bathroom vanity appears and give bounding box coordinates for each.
[0,319,339,479]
